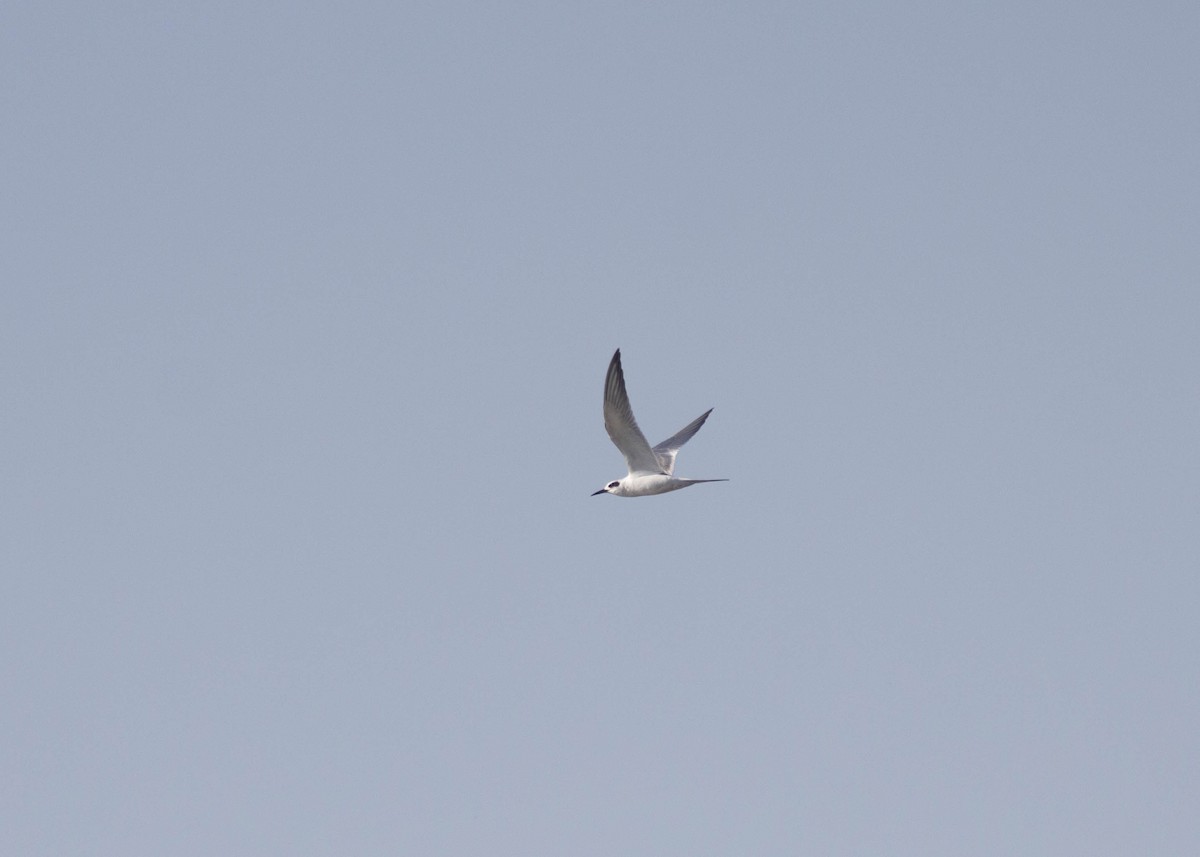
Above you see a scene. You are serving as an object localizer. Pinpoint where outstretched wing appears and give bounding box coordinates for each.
[603,349,663,475]
[652,409,713,476]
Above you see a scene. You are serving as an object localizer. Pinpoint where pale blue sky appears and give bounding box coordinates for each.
[3,2,1198,854]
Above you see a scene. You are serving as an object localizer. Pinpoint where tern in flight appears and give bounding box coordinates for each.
[592,349,728,497]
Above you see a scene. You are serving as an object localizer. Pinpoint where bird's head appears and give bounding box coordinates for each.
[591,479,622,497]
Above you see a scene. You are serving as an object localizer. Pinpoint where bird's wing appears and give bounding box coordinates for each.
[652,409,713,475]
[603,349,664,475]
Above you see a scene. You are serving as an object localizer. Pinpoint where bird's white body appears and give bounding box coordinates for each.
[593,349,727,498]
[601,473,724,497]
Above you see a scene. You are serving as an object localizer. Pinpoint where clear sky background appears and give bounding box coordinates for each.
[3,2,1198,854]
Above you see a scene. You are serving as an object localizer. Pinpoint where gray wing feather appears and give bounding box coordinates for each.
[603,349,663,474]
[653,409,713,476]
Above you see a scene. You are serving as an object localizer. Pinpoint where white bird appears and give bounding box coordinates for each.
[592,348,728,497]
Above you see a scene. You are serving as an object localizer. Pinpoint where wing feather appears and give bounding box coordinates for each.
[602,349,663,475]
[652,409,713,475]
